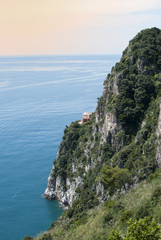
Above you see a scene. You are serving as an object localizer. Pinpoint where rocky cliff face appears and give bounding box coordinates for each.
[44,73,121,206]
[44,165,83,206]
[44,27,161,207]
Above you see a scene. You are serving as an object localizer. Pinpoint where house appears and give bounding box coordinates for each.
[81,112,93,123]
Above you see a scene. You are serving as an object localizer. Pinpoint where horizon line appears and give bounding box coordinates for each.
[0,53,121,58]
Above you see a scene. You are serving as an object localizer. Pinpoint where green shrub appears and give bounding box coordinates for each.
[112,201,124,213]
[154,207,161,223]
[147,170,161,183]
[135,200,152,220]
[107,217,161,240]
[107,230,123,240]
[40,233,52,240]
[125,217,161,240]
[120,210,133,223]
[104,200,116,209]
[103,211,113,224]
[151,186,161,202]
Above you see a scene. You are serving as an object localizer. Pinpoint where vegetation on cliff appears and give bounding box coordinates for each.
[24,27,161,239]
[31,171,161,240]
[50,27,161,207]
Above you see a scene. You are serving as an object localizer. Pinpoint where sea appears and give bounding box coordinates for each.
[0,55,120,240]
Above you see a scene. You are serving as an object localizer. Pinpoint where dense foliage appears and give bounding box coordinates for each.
[108,217,161,240]
[31,172,161,240]
[105,27,161,134]
[101,166,132,194]
[111,98,159,180]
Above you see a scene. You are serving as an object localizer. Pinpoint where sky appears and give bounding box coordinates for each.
[0,0,161,56]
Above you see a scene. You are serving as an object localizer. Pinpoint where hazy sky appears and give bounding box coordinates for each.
[0,0,161,55]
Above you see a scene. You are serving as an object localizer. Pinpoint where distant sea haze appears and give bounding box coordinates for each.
[0,55,120,240]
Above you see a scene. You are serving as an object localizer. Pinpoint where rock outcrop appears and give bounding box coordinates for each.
[44,168,83,206]
[44,72,122,206]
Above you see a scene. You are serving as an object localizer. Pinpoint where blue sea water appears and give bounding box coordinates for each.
[0,55,120,240]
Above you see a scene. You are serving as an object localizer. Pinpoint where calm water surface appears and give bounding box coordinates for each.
[0,55,120,240]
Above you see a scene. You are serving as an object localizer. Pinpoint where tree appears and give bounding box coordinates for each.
[101,166,131,194]
[107,217,161,240]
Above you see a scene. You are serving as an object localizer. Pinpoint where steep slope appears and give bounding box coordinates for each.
[23,27,161,240]
[44,28,161,210]
[34,172,161,240]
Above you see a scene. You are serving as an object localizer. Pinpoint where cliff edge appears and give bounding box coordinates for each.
[44,27,161,209]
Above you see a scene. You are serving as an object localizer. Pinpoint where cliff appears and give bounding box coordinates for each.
[22,27,161,240]
[35,174,161,240]
[44,27,161,210]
